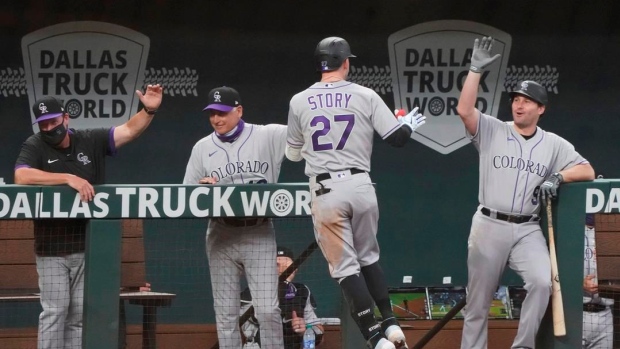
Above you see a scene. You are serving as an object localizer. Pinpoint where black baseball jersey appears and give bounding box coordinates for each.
[241,281,320,349]
[15,128,115,256]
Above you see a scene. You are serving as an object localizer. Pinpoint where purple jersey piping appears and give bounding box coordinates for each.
[210,135,230,183]
[109,127,117,156]
[236,124,254,184]
[381,124,402,139]
[517,131,545,214]
[509,129,524,213]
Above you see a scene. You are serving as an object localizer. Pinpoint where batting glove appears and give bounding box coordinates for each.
[469,37,501,73]
[398,107,427,132]
[539,172,563,205]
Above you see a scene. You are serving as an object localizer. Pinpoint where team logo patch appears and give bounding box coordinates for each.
[77,152,91,165]
[213,91,222,102]
[520,81,529,91]
[39,103,49,114]
[388,20,512,154]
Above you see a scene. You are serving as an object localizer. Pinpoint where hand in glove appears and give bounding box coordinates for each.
[469,37,501,73]
[539,172,563,206]
[396,107,427,132]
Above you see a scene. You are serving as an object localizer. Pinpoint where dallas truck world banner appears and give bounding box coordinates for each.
[0,184,311,219]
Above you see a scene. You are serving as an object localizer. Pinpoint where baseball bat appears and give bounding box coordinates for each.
[210,241,320,349]
[546,201,566,337]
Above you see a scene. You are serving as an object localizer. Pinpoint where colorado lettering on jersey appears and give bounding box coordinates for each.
[492,155,549,178]
[210,160,269,182]
[307,93,352,110]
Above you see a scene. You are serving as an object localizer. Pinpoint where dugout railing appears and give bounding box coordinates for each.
[0,181,616,348]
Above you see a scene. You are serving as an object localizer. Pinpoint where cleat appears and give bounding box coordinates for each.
[385,325,408,349]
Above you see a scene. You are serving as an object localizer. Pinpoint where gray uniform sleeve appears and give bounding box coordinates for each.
[547,133,589,174]
[267,124,288,163]
[370,90,402,139]
[183,141,206,184]
[286,100,304,148]
[304,289,323,334]
[467,112,504,153]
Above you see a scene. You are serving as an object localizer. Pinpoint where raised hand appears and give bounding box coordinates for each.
[136,84,163,112]
[469,37,501,73]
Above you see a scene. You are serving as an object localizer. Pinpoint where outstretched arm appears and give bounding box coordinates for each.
[457,37,501,135]
[457,72,483,135]
[114,84,163,148]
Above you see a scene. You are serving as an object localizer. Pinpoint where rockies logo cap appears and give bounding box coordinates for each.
[277,246,295,260]
[203,86,242,112]
[32,96,65,124]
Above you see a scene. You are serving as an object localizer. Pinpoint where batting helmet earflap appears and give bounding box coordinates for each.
[314,37,356,72]
[509,80,548,106]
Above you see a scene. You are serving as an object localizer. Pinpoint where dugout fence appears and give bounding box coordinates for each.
[0,184,343,349]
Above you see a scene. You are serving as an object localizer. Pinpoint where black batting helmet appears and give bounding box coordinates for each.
[314,37,356,72]
[509,80,548,105]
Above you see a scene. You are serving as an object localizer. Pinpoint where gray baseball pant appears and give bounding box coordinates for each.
[36,253,85,349]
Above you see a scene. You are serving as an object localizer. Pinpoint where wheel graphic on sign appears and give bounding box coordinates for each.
[428,97,445,116]
[270,189,294,217]
[65,99,82,119]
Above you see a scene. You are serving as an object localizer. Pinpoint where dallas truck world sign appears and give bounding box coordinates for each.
[0,184,311,219]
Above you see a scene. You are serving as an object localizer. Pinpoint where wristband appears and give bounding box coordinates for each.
[143,107,157,115]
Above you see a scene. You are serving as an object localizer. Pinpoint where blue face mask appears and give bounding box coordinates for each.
[40,122,67,147]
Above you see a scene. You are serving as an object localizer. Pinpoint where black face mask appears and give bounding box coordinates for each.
[40,123,68,147]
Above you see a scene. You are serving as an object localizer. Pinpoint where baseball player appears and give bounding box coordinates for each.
[583,214,614,348]
[285,36,426,349]
[183,86,285,349]
[240,246,324,349]
[457,36,595,349]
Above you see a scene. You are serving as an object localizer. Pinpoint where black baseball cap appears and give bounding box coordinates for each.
[32,96,65,124]
[203,86,241,113]
[509,80,548,106]
[277,246,294,260]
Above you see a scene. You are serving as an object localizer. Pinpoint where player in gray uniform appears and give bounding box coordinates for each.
[286,37,426,349]
[583,214,613,348]
[183,86,285,349]
[457,37,595,349]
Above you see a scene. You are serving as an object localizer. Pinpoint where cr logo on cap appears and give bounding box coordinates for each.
[39,103,49,114]
[520,81,529,90]
[213,91,221,102]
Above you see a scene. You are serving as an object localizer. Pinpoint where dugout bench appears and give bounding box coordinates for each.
[0,219,176,349]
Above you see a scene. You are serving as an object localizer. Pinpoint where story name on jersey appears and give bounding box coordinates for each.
[492,155,549,178]
[209,160,269,182]
[0,185,311,219]
[307,92,352,110]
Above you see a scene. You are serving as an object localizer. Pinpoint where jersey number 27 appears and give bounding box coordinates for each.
[311,114,355,151]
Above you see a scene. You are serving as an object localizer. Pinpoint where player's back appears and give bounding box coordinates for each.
[287,80,400,177]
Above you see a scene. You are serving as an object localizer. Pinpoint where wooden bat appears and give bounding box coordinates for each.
[546,201,566,337]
